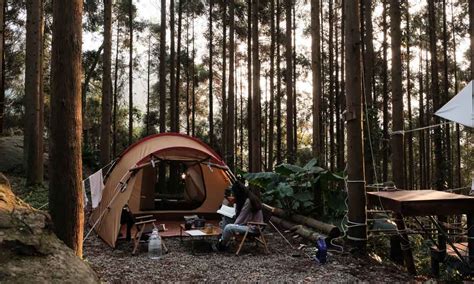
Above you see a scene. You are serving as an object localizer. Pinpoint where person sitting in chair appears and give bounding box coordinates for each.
[216,181,263,251]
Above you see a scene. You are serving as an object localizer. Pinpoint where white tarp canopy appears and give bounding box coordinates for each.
[435,80,473,128]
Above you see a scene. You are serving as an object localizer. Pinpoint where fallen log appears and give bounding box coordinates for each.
[264,203,341,239]
[270,216,325,242]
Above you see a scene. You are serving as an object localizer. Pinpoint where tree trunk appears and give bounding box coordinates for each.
[328,0,334,171]
[185,11,190,135]
[442,0,451,189]
[339,0,345,171]
[311,0,321,160]
[169,0,176,132]
[320,2,326,166]
[49,0,84,257]
[100,0,112,166]
[268,0,275,171]
[159,0,166,133]
[222,2,227,155]
[24,0,44,186]
[209,0,214,144]
[292,3,297,160]
[240,65,244,169]
[406,3,414,189]
[390,0,404,190]
[128,0,133,144]
[344,0,366,250]
[428,1,445,191]
[418,46,425,189]
[381,0,388,182]
[227,0,235,172]
[276,0,282,165]
[428,0,447,261]
[391,0,416,273]
[247,0,252,169]
[174,0,183,133]
[450,0,461,188]
[191,17,195,136]
[0,0,4,135]
[113,22,120,157]
[146,34,151,136]
[285,0,294,163]
[362,0,375,185]
[334,3,341,170]
[250,0,261,172]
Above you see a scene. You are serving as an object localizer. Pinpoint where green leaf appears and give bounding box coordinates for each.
[244,172,279,189]
[275,163,305,176]
[303,158,318,170]
[276,182,294,197]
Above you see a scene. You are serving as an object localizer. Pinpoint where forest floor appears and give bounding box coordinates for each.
[4,172,423,282]
[82,223,414,282]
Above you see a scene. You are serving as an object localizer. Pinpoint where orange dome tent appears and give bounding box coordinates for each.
[89,133,233,247]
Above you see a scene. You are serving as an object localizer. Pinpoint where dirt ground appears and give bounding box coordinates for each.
[3,172,415,282]
[83,225,412,282]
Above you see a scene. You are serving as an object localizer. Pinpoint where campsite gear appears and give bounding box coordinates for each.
[194,218,206,228]
[148,228,162,259]
[184,215,199,222]
[185,220,193,230]
[132,215,157,255]
[235,222,269,255]
[89,133,233,248]
[89,169,105,209]
[315,238,327,264]
[179,224,222,254]
[204,224,214,234]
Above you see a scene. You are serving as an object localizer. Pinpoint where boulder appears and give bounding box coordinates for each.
[0,136,48,176]
[0,173,99,283]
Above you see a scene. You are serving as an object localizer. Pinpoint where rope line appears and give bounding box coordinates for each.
[389,121,452,136]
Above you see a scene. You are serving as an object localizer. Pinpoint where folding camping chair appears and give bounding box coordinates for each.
[132,215,156,255]
[235,222,269,255]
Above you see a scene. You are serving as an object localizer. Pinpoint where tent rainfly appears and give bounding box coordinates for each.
[90,133,233,247]
[435,80,474,128]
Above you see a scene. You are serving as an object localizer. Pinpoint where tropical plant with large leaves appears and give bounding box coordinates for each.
[244,159,345,218]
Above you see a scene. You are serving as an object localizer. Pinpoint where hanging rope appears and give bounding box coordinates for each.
[390,121,452,136]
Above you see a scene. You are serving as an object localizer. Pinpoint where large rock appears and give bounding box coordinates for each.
[0,173,99,283]
[0,136,24,174]
[0,136,48,175]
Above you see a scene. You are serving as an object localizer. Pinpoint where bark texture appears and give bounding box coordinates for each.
[250,0,261,172]
[100,0,112,166]
[344,0,366,249]
[24,0,44,186]
[311,0,321,160]
[49,0,84,256]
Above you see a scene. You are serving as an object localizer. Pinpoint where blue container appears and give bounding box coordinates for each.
[315,238,327,264]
